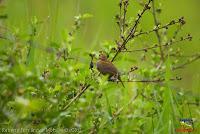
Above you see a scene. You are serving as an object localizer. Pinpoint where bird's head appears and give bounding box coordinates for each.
[99,53,107,61]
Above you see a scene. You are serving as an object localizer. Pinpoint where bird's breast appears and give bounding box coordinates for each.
[96,61,118,76]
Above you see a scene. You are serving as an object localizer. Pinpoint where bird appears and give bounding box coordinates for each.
[96,53,125,88]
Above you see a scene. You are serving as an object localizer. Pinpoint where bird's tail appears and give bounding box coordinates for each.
[118,75,125,88]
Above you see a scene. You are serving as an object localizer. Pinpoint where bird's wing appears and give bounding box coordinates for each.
[97,61,118,75]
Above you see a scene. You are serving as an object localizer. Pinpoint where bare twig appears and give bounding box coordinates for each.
[111,0,152,62]
[0,34,7,40]
[111,77,182,83]
[186,102,199,106]
[172,55,200,70]
[152,0,164,61]
[172,25,182,39]
[122,0,129,35]
[62,84,91,110]
[99,90,139,128]
[121,35,192,53]
[119,0,123,37]
[169,53,199,58]
[126,0,152,41]
[134,19,181,38]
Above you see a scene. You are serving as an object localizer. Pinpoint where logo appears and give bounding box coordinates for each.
[176,118,195,132]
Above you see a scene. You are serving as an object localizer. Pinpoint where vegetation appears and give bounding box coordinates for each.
[0,0,199,133]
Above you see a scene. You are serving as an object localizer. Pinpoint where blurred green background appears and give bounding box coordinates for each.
[1,0,199,93]
[0,0,199,133]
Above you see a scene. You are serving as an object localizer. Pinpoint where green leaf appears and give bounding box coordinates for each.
[82,13,93,19]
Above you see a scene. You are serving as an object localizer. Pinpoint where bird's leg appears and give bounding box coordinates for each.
[89,54,94,71]
[116,74,119,84]
[108,74,125,88]
[115,73,119,83]
[108,75,116,81]
[108,75,113,81]
[116,73,125,88]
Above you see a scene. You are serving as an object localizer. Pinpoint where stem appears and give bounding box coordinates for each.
[111,77,182,83]
[121,35,192,53]
[134,19,180,37]
[99,90,139,128]
[119,0,123,37]
[62,84,90,110]
[111,0,152,62]
[172,55,200,70]
[152,0,164,61]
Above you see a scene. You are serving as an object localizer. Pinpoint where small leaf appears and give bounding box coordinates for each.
[82,13,93,19]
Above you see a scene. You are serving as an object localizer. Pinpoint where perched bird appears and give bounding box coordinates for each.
[96,53,125,87]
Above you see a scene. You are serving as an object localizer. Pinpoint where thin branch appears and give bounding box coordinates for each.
[141,93,163,103]
[119,0,123,37]
[134,19,181,38]
[122,0,129,35]
[157,54,200,76]
[121,35,192,53]
[126,0,152,41]
[99,90,139,128]
[0,34,7,40]
[122,2,126,34]
[169,53,199,58]
[186,102,199,106]
[113,77,182,83]
[62,84,91,110]
[152,0,164,61]
[172,55,200,70]
[111,0,152,62]
[172,25,182,39]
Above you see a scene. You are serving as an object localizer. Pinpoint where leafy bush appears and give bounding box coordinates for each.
[0,0,199,133]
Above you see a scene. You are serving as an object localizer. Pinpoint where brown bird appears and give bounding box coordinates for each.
[96,53,125,87]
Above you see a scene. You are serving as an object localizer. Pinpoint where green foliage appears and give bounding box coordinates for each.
[0,0,199,134]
